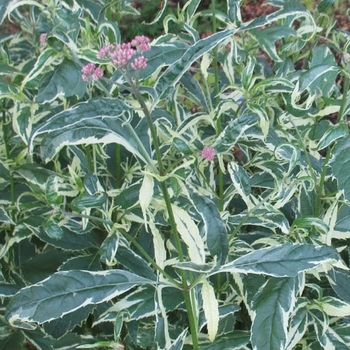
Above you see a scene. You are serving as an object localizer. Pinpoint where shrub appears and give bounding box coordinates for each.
[1,0,350,349]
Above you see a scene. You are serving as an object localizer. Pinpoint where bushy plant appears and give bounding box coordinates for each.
[1,0,350,349]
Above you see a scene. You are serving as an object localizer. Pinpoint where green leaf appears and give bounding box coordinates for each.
[190,191,228,264]
[318,296,350,317]
[201,280,219,342]
[250,26,296,62]
[217,243,338,277]
[5,270,153,327]
[43,220,64,240]
[34,219,103,251]
[251,277,298,350]
[45,175,63,207]
[241,0,314,31]
[0,207,14,225]
[227,162,251,198]
[0,282,20,297]
[30,98,151,164]
[22,327,55,350]
[286,298,309,350]
[71,193,107,212]
[140,41,189,80]
[96,285,183,324]
[313,314,349,349]
[36,58,86,103]
[155,29,235,99]
[0,0,18,24]
[316,123,349,151]
[199,331,250,350]
[116,245,156,281]
[317,0,334,12]
[228,205,290,234]
[329,137,350,203]
[227,0,243,24]
[180,71,209,112]
[214,113,259,153]
[328,267,350,303]
[43,304,95,339]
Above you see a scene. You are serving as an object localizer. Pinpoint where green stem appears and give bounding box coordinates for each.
[2,100,15,206]
[125,74,199,349]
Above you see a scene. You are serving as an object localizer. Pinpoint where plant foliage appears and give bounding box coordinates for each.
[1,0,350,348]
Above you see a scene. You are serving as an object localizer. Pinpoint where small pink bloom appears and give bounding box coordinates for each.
[131,35,151,52]
[40,33,47,45]
[131,56,148,70]
[97,44,115,59]
[81,63,103,82]
[201,147,216,161]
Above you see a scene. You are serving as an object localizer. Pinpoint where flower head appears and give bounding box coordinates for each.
[81,63,103,82]
[201,147,216,162]
[131,35,151,52]
[131,56,148,70]
[97,36,151,71]
[40,33,47,45]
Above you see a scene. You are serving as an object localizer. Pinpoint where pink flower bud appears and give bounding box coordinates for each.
[201,147,216,161]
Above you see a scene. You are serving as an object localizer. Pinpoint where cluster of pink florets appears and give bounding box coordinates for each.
[97,35,151,70]
[81,35,151,82]
[201,147,216,162]
[81,63,104,82]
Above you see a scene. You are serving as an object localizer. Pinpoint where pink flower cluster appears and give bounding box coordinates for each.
[201,147,216,162]
[97,35,151,70]
[81,63,104,82]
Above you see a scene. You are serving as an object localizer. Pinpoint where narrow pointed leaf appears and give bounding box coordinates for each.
[217,243,338,277]
[329,138,350,203]
[190,192,228,264]
[251,277,297,350]
[155,29,234,99]
[5,270,152,327]
[328,267,350,303]
[30,98,151,164]
[201,280,219,342]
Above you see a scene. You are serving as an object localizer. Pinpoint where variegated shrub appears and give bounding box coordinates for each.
[1,0,350,349]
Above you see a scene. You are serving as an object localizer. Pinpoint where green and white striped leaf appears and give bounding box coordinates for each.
[316,123,348,151]
[250,26,296,62]
[139,172,154,229]
[0,206,14,225]
[241,1,314,32]
[96,285,183,324]
[286,298,309,350]
[329,137,350,203]
[217,243,338,277]
[36,58,86,103]
[172,204,205,264]
[318,296,350,317]
[5,270,152,327]
[190,191,228,264]
[227,162,252,207]
[214,113,260,153]
[313,314,349,350]
[199,331,250,350]
[227,0,243,25]
[251,277,298,350]
[201,279,219,342]
[328,267,350,303]
[29,98,151,165]
[0,0,20,24]
[155,29,234,99]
